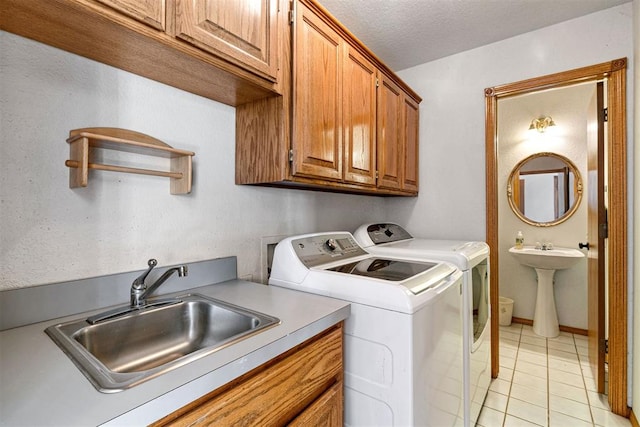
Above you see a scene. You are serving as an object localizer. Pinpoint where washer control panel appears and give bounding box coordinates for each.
[292,233,368,268]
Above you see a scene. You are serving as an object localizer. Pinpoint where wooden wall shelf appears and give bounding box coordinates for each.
[65,128,195,194]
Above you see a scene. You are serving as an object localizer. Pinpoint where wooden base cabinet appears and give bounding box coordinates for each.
[152,324,344,426]
[236,0,421,196]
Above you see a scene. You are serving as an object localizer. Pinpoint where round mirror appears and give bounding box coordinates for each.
[507,152,583,227]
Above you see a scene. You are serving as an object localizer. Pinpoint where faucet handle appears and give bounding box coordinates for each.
[132,259,158,290]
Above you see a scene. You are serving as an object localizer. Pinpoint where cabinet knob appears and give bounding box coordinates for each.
[579,242,590,250]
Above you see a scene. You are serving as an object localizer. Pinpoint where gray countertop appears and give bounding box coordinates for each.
[0,279,350,426]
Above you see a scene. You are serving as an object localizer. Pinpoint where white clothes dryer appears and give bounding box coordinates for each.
[269,232,465,427]
[354,223,491,427]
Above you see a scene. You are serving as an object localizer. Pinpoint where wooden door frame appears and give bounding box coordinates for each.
[485,58,628,416]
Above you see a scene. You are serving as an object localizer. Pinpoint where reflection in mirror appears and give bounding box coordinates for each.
[507,152,582,226]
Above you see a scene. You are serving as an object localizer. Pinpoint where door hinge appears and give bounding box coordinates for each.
[288,0,295,25]
[600,208,608,239]
[376,78,379,88]
[375,170,379,179]
[603,107,608,122]
[604,339,609,354]
[288,149,294,163]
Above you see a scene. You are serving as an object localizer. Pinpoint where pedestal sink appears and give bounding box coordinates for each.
[509,246,585,337]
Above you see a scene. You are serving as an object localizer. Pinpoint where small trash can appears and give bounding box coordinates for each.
[499,297,514,326]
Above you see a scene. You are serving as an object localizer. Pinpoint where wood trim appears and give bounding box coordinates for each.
[485,92,499,379]
[510,316,588,336]
[630,410,639,427]
[488,59,626,99]
[485,58,628,415]
[606,64,628,416]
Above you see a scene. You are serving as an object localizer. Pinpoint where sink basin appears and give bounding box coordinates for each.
[45,293,280,392]
[509,246,584,270]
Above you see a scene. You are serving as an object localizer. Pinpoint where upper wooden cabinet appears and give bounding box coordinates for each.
[292,3,343,181]
[173,0,279,81]
[0,0,282,106]
[236,0,421,196]
[96,0,166,30]
[342,44,377,186]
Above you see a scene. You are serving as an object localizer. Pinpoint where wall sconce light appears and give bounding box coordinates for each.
[528,116,556,133]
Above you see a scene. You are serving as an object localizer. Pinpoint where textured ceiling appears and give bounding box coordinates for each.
[318,0,630,71]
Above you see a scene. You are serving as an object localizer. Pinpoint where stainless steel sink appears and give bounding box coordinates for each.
[45,293,280,392]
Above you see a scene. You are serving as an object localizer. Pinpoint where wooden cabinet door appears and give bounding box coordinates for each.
[173,0,278,81]
[152,326,343,426]
[342,44,376,186]
[292,1,343,181]
[96,0,165,30]
[377,74,403,190]
[403,96,419,192]
[288,382,343,426]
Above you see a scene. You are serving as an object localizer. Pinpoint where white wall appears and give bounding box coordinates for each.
[392,3,632,324]
[0,31,386,290]
[391,3,633,242]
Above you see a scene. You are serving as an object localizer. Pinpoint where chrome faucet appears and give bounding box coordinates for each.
[130,259,188,309]
[535,242,554,251]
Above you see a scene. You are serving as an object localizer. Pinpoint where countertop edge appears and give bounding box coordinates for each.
[0,279,350,426]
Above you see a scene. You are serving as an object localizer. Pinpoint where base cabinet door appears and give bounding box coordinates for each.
[289,382,343,426]
[152,324,343,426]
[173,0,279,81]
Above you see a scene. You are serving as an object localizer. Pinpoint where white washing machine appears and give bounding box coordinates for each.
[354,223,491,427]
[269,232,464,427]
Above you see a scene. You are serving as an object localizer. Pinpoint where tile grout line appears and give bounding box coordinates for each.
[546,335,550,427]
[501,324,521,427]
[575,333,597,426]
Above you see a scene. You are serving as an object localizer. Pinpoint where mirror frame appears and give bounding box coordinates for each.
[506,152,583,227]
[485,58,628,414]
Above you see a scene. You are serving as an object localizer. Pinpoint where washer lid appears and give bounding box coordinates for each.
[325,257,455,295]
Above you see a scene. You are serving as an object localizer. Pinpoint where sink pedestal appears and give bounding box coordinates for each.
[532,268,559,338]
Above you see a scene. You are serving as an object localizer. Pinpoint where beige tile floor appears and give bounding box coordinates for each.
[476,323,632,427]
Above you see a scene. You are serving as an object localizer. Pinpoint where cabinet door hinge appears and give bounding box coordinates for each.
[604,339,609,354]
[376,78,379,88]
[288,0,295,25]
[288,149,294,163]
[375,170,379,179]
[603,107,608,122]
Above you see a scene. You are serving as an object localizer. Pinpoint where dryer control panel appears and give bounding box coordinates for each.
[366,223,413,244]
[292,233,368,268]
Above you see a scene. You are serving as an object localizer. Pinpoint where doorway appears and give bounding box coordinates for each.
[484,58,628,416]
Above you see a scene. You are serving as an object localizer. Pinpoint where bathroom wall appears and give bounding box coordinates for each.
[497,85,593,329]
[0,31,386,290]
